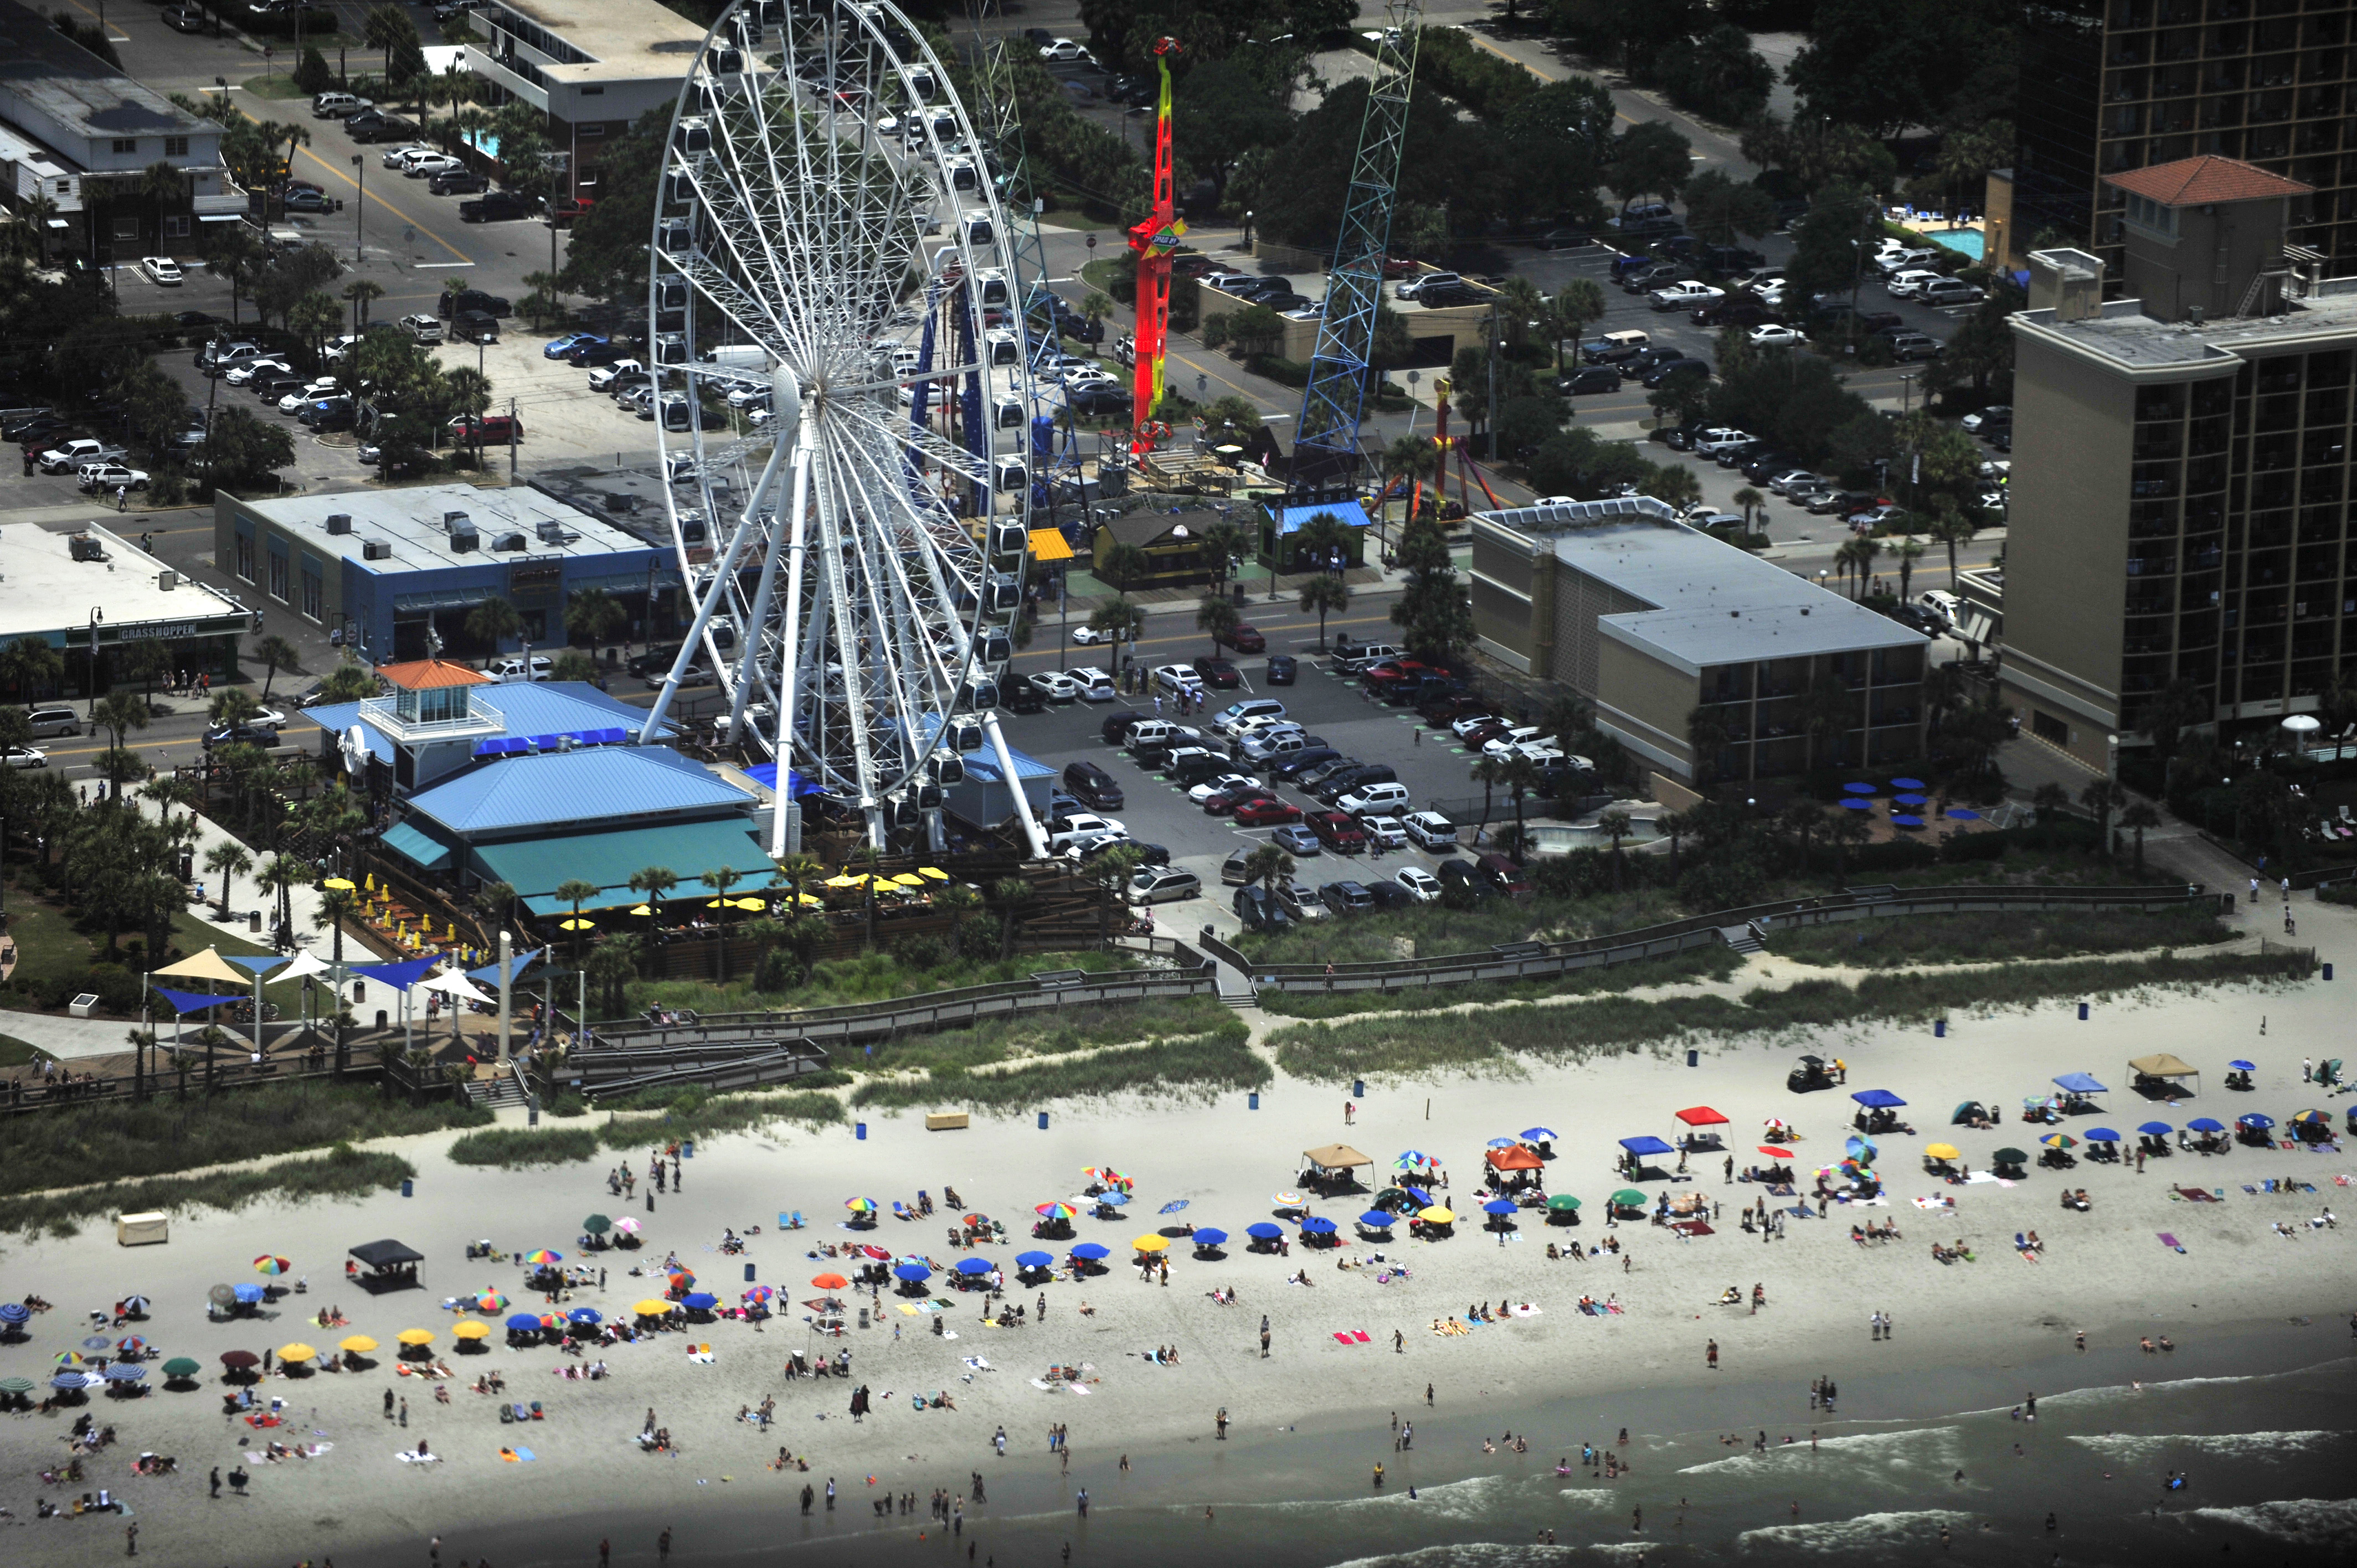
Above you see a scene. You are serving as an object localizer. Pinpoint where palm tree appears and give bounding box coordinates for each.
[1891,538,1925,602]
[1824,809,1871,883]
[364,2,414,82]
[935,882,981,960]
[258,853,309,951]
[203,841,253,918]
[555,878,600,962]
[1381,435,1439,535]
[1599,807,1633,891]
[2079,778,2124,860]
[342,277,385,329]
[445,365,493,462]
[1546,278,1607,373]
[991,876,1033,961]
[465,596,522,653]
[1470,752,1507,839]
[2119,799,2162,878]
[202,224,264,328]
[846,842,885,951]
[1803,671,1857,770]
[771,852,825,912]
[1731,487,1766,533]
[628,865,678,923]
[1296,575,1349,651]
[94,690,148,756]
[1242,844,1296,902]
[1195,592,1239,657]
[1686,704,1733,787]
[1780,801,1822,873]
[565,587,626,651]
[1923,494,1980,589]
[1087,596,1146,656]
[251,634,302,702]
[698,866,744,981]
[1499,754,1541,853]
[471,879,516,937]
[1292,512,1350,577]
[1099,542,1152,594]
[1087,843,1146,943]
[1658,807,1689,879]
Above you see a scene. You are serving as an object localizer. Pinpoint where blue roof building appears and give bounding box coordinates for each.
[302,673,672,792]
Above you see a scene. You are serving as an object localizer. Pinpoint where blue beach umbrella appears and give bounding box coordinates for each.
[1244,1222,1283,1240]
[1891,814,1927,828]
[2186,1117,2225,1133]
[1842,782,1877,794]
[1946,807,1981,821]
[1095,1191,1130,1207]
[1190,1229,1228,1247]
[1015,1251,1054,1270]
[2228,1059,2257,1071]
[1520,1127,1558,1142]
[505,1313,543,1332]
[2082,1127,2121,1143]
[1358,1210,1395,1228]
[1485,1138,1520,1149]
[1840,798,1874,811]
[51,1371,89,1391]
[1157,1200,1190,1215]
[102,1363,146,1383]
[232,1283,264,1304]
[1403,1186,1434,1205]
[1892,793,1928,806]
[893,1263,932,1283]
[1481,1199,1517,1216]
[2238,1113,2276,1130]
[2137,1121,2173,1136]
[568,1308,602,1325]
[682,1292,719,1310]
[1299,1216,1337,1235]
[1069,1242,1110,1261]
[954,1257,994,1276]
[1890,777,1927,790]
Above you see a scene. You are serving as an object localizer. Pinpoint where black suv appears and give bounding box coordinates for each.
[1063,760,1124,811]
[460,190,536,223]
[436,287,512,319]
[1557,366,1621,395]
[429,169,490,196]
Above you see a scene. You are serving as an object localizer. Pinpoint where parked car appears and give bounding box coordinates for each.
[138,256,183,286]
[400,313,445,343]
[1234,798,1304,828]
[588,358,646,392]
[1748,323,1807,348]
[1318,880,1375,916]
[460,190,537,223]
[1233,885,1291,932]
[311,91,372,118]
[1648,281,1723,311]
[1028,670,1082,704]
[1887,332,1944,362]
[1062,760,1124,809]
[37,439,123,473]
[1557,366,1622,395]
[1336,780,1412,816]
[1919,277,1984,307]
[1308,811,1368,853]
[1641,357,1712,389]
[1150,663,1205,697]
[1191,656,1241,689]
[1126,868,1200,905]
[429,169,491,196]
[76,463,149,493]
[447,412,523,444]
[1268,824,1322,858]
[24,706,82,740]
[161,6,207,30]
[1264,654,1297,685]
[1216,622,1266,654]
[436,287,511,319]
[401,152,464,179]
[2,745,47,768]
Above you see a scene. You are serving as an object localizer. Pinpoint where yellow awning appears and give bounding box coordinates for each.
[1028,528,1075,562]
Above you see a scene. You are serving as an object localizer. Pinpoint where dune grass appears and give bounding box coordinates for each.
[1254,945,1740,1019]
[0,1143,416,1239]
[1764,907,2235,968]
[446,1126,604,1168]
[0,1080,487,1198]
[1269,948,2312,1082]
[627,947,1138,1018]
[852,1021,1265,1114]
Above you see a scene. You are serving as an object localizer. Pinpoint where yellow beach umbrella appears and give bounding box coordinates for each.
[1420,1206,1454,1224]
[337,1335,378,1354]
[395,1328,434,1347]
[277,1343,318,1362]
[449,1321,490,1342]
[1924,1142,1962,1161]
[632,1299,673,1317]
[916,866,950,881]
[364,873,375,892]
[1131,1234,1169,1253]
[559,917,595,931]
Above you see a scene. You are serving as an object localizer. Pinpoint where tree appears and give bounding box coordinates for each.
[1599,806,1633,891]
[2,637,63,704]
[1226,303,1284,358]
[94,689,148,761]
[318,660,378,704]
[1680,168,1777,249]
[565,587,626,649]
[1080,291,1114,350]
[364,3,418,82]
[1607,121,1692,212]
[698,865,744,981]
[1891,538,1924,601]
[118,359,191,459]
[199,406,298,491]
[935,883,982,961]
[202,224,265,328]
[1824,807,1871,882]
[557,107,672,310]
[992,876,1033,962]
[290,290,343,364]
[1195,593,1239,657]
[1495,396,1568,462]
[1241,844,1295,901]
[203,840,253,919]
[1645,364,1712,431]
[1731,486,1766,531]
[251,634,301,702]
[518,270,563,331]
[1497,77,1615,226]
[1088,595,1146,652]
[1291,511,1352,576]
[1653,25,1777,123]
[628,864,678,922]
[444,365,493,461]
[1780,181,1880,314]
[1803,670,1857,768]
[2119,800,2162,878]
[1645,461,1703,512]
[1922,494,1980,598]
[294,44,336,97]
[1785,0,2017,137]
[2138,677,2209,767]
[1085,843,1147,945]
[1687,704,1733,786]
[1390,513,1473,659]
[341,277,385,328]
[465,596,522,651]
[1098,543,1152,594]
[1545,278,1606,372]
[1297,575,1349,650]
[555,878,600,962]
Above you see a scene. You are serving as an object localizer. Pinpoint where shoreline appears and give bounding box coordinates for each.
[2,973,2351,1566]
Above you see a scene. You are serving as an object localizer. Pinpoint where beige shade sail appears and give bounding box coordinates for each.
[2128,1053,2200,1078]
[1301,1144,1373,1170]
[153,947,251,985]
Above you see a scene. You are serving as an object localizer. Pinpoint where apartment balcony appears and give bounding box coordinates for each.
[470,50,552,113]
[358,695,503,745]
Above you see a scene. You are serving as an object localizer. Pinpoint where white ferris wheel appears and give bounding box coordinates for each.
[636,0,1048,859]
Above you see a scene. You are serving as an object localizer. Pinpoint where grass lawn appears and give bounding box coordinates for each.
[0,1035,48,1066]
[1765,907,2236,968]
[238,74,309,100]
[0,894,95,1013]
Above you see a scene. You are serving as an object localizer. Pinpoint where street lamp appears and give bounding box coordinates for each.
[85,607,103,720]
[350,152,364,264]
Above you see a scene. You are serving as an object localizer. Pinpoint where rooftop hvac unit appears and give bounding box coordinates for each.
[324,512,353,534]
[156,569,178,591]
[442,510,471,530]
[536,518,577,543]
[493,532,527,552]
[448,524,478,553]
[69,533,104,561]
[361,539,392,560]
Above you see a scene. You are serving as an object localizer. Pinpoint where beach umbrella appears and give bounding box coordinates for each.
[1191,1229,1228,1247]
[1991,1148,2028,1165]
[53,1351,84,1366]
[1546,1194,1583,1212]
[1521,1126,1558,1142]
[1852,1089,1907,1108]
[1272,1191,1304,1209]
[523,1249,562,1266]
[1244,1222,1283,1240]
[1035,1201,1078,1220]
[1421,1206,1454,1224]
[565,1308,604,1327]
[1485,1137,1520,1149]
[1016,1251,1054,1270]
[1609,1190,1646,1209]
[1895,815,1929,828]
[1891,777,1926,790]
[1841,782,1877,794]
[2228,1060,2257,1072]
[2186,1117,2226,1133]
[1393,1151,1435,1170]
[103,1364,146,1384]
[277,1344,318,1363]
[2292,1110,2330,1126]
[892,1263,931,1283]
[253,1255,291,1276]
[81,1335,111,1351]
[2038,1133,2077,1150]
[583,1214,613,1235]
[232,1283,265,1304]
[161,1358,202,1379]
[1403,1185,1435,1206]
[0,1302,28,1324]
[115,1335,147,1355]
[1845,1136,1877,1159]
[682,1293,719,1310]
[219,1350,259,1369]
[1892,792,1928,806]
[51,1371,89,1390]
[612,1218,642,1235]
[1094,1191,1130,1207]
[1158,1200,1190,1215]
[505,1314,544,1332]
[1480,1199,1517,1216]
[476,1292,510,1313]
[1070,1242,1110,1261]
[810,1273,850,1292]
[741,1287,775,1305]
[630,1301,672,1317]
[1130,1235,1169,1254]
[2238,1113,2276,1130]
[845,1198,878,1214]
[1358,1210,1396,1228]
[1840,798,1873,811]
[2137,1121,2173,1136]
[1300,1216,1337,1235]
[2082,1128,2121,1143]
[954,1257,997,1277]
[1924,1143,1962,1160]
[338,1335,379,1354]
[396,1329,435,1347]
[964,1214,994,1231]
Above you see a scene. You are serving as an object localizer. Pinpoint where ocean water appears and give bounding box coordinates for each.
[321,1324,2356,1567]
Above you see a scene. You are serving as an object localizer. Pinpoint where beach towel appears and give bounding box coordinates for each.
[2174,1187,2218,1203]
[1352,1329,1372,1342]
[2159,1232,2186,1253]
[1332,1332,1356,1345]
[1510,1304,1542,1317]
[1911,1196,1955,1211]
[1767,1184,1795,1197]
[395,1450,439,1463]
[500,1447,536,1462]
[960,1356,992,1371]
[1672,1220,1715,1237]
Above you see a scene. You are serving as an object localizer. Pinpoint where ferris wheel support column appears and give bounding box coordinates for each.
[637,477,770,748]
[724,375,802,749]
[984,711,1051,860]
[766,416,819,860]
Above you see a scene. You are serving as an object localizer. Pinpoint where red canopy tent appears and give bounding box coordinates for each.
[1484,1145,1543,1171]
[1675,1107,1730,1127]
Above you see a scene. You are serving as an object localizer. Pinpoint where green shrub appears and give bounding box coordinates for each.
[0,1143,415,1238]
[447,1126,601,1167]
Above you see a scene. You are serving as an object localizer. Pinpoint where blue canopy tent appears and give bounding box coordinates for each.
[1851,1089,1907,1108]
[1618,1135,1674,1156]
[2053,1072,2108,1096]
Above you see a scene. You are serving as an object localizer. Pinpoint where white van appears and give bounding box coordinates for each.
[486,654,553,683]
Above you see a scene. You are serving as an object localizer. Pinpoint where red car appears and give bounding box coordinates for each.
[1458,720,1514,750]
[547,195,596,226]
[1205,786,1277,816]
[1361,659,1430,688]
[1308,811,1367,852]
[1217,622,1267,654]
[1233,798,1304,827]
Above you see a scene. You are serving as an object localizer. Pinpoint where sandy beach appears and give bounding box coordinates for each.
[2,960,2353,1567]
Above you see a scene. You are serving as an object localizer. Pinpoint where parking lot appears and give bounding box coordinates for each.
[993,652,1531,936]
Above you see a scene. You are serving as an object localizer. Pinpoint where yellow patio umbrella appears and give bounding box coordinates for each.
[337,1335,378,1354]
[1131,1234,1170,1253]
[1924,1142,1962,1161]
[446,922,456,941]
[630,904,654,916]
[559,917,595,931]
[276,1343,318,1362]
[1420,1206,1454,1224]
[731,896,766,910]
[916,867,950,881]
[395,1328,434,1347]
[891,873,927,888]
[364,873,375,892]
[822,873,866,889]
[449,1321,490,1342]
[323,877,355,892]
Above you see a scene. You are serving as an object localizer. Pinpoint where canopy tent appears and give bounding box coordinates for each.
[1673,1106,1729,1127]
[153,947,249,986]
[472,821,782,916]
[417,968,495,1005]
[152,987,240,1015]
[1300,1143,1372,1172]
[2128,1053,2200,1087]
[1851,1089,1907,1108]
[1617,1135,1675,1157]
[274,951,335,983]
[2052,1072,2108,1095]
[1484,1144,1542,1171]
[349,1239,424,1288]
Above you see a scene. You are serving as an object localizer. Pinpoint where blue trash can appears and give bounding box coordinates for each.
[400,1179,413,1198]
[683,1140,694,1158]
[856,1122,867,1141]
[2077,1002,2090,1020]
[1935,1019,1947,1038]
[2325,962,2335,981]
[1686,1049,1697,1067]
[1353,1079,1365,1098]
[1248,1092,1259,1110]
[1037,1111,1049,1130]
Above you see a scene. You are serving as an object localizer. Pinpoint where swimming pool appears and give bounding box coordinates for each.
[1922,227,1985,259]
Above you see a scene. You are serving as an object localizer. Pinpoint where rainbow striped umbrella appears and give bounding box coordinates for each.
[2039,1132,2077,1149]
[522,1249,562,1266]
[845,1197,878,1214]
[476,1292,510,1313]
[253,1255,292,1276]
[1035,1201,1077,1220]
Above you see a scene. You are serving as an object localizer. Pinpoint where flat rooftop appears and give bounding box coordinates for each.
[2013,277,2357,371]
[1479,498,1925,674]
[0,520,248,643]
[236,484,663,574]
[0,0,205,146]
[481,0,708,84]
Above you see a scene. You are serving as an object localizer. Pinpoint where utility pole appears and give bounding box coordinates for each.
[351,152,364,263]
[1487,298,1501,462]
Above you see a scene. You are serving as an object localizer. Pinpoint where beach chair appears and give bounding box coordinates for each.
[529,1400,543,1419]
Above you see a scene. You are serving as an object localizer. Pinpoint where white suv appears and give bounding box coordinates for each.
[1885,269,1944,298]
[1401,811,1458,851]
